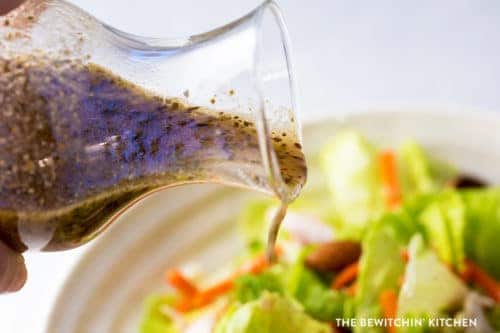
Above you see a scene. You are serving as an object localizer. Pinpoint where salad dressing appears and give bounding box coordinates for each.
[267,203,288,262]
[0,56,306,251]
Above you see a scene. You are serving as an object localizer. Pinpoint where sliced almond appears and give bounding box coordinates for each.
[305,240,361,272]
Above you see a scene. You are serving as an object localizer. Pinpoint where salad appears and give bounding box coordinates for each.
[140,130,500,333]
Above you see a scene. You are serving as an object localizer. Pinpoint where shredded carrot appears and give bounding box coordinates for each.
[345,282,358,296]
[173,248,283,312]
[238,254,269,275]
[174,297,194,312]
[332,261,359,290]
[379,290,398,333]
[196,279,235,305]
[460,262,474,283]
[379,150,402,209]
[165,269,198,297]
[238,246,283,275]
[462,260,500,302]
[175,279,234,312]
[400,250,409,263]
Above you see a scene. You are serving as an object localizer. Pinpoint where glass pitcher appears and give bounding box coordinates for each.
[0,0,306,251]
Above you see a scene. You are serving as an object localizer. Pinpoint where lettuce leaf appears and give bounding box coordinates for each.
[397,235,467,318]
[413,188,500,278]
[399,140,436,195]
[320,130,383,238]
[291,268,345,322]
[234,269,284,303]
[286,257,345,321]
[398,140,455,196]
[462,189,500,279]
[355,213,414,333]
[418,190,466,269]
[213,292,330,333]
[140,295,179,333]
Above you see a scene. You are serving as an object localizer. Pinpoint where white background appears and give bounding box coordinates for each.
[1,1,500,332]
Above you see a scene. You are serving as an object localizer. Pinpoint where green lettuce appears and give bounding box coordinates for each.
[320,130,383,238]
[213,292,330,333]
[140,295,179,333]
[418,190,466,269]
[397,235,467,318]
[462,189,500,279]
[233,253,346,323]
[413,188,500,277]
[398,140,455,196]
[355,213,415,333]
[399,140,436,195]
[234,269,284,303]
[286,259,345,321]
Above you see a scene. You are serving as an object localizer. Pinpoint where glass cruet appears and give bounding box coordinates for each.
[0,0,306,251]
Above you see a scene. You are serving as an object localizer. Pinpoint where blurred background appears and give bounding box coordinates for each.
[60,0,500,117]
[1,0,500,332]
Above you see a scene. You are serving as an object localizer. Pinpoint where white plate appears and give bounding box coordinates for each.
[47,110,500,333]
